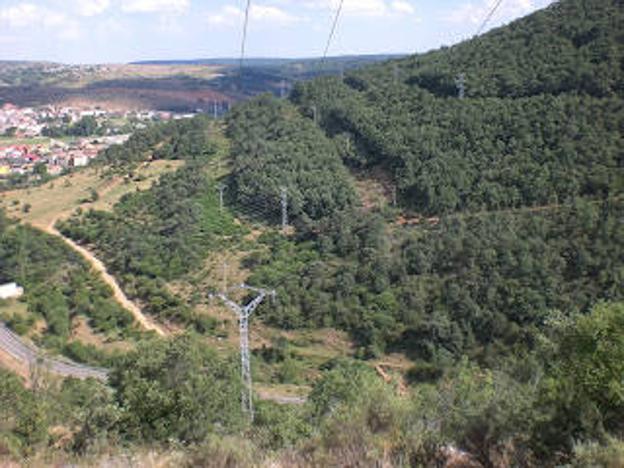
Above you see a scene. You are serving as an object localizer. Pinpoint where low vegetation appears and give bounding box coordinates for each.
[0,210,136,364]
[1,303,623,465]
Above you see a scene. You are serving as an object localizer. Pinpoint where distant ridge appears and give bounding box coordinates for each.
[130,55,406,67]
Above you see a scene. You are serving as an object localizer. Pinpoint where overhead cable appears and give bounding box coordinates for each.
[321,0,345,69]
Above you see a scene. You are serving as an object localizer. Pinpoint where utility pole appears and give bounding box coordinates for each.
[393,63,400,85]
[455,73,466,99]
[222,261,228,293]
[280,80,288,99]
[211,284,276,420]
[217,184,227,212]
[311,105,318,125]
[213,101,219,119]
[280,187,288,232]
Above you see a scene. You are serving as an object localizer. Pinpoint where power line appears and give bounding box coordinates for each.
[454,0,504,98]
[475,0,505,37]
[239,0,253,91]
[321,0,345,68]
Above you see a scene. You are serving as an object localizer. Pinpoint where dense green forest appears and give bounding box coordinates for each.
[292,79,622,214]
[226,96,358,227]
[247,197,622,360]
[100,114,218,166]
[360,0,624,99]
[0,210,134,364]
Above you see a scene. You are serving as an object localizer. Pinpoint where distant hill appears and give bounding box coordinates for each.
[131,55,405,68]
[0,55,406,110]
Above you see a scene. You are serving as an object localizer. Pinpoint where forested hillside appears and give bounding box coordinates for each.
[361,0,624,98]
[222,0,623,360]
[292,80,622,214]
[2,0,623,465]
[227,96,358,227]
[247,198,622,360]
[100,115,218,166]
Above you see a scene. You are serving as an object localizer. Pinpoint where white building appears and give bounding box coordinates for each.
[70,155,89,167]
[0,283,24,300]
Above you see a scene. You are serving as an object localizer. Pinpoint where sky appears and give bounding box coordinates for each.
[0,0,557,64]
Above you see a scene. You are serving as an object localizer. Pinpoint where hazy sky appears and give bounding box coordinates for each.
[0,0,557,63]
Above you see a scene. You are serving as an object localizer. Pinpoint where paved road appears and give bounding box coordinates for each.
[0,323,312,405]
[0,323,108,381]
[256,390,307,405]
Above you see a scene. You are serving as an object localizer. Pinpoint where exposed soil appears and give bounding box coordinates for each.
[46,221,166,337]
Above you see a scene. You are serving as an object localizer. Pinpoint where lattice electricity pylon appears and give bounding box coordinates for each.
[280,187,288,232]
[455,73,466,99]
[210,283,276,420]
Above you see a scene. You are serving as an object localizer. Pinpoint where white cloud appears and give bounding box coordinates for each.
[75,0,111,17]
[0,3,40,28]
[304,0,416,17]
[122,0,190,14]
[391,1,415,15]
[446,0,554,27]
[0,3,81,39]
[207,4,301,27]
[253,5,300,24]
[207,5,241,26]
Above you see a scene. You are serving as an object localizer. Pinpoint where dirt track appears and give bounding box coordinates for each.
[46,220,166,337]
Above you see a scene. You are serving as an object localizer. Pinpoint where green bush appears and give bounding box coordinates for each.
[109,334,244,443]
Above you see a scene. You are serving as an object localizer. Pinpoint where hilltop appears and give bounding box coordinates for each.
[0,55,398,112]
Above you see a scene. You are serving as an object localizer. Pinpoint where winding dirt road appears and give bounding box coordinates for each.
[46,220,166,337]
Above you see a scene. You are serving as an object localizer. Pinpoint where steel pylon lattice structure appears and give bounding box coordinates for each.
[280,187,288,231]
[455,73,466,99]
[211,283,276,420]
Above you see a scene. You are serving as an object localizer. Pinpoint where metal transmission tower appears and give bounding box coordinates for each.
[280,80,289,99]
[212,284,276,419]
[455,73,466,99]
[217,184,227,212]
[280,187,288,231]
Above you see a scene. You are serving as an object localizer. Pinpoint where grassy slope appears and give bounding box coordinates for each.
[0,160,182,229]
